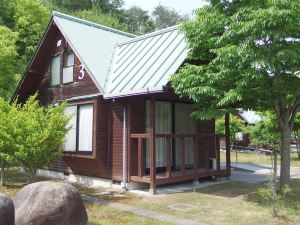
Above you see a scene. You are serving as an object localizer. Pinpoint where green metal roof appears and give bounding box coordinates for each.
[52,12,187,98]
[104,26,188,98]
[53,11,135,93]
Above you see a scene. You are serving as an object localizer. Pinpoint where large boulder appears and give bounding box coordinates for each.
[0,193,14,225]
[14,181,88,225]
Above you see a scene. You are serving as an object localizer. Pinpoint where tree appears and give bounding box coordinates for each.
[71,6,128,32]
[216,115,244,144]
[244,111,281,215]
[124,5,154,35]
[11,0,50,61]
[0,26,20,101]
[171,0,300,189]
[0,95,70,182]
[151,4,183,29]
[245,112,280,151]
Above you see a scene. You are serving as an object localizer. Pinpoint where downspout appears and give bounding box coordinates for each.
[122,106,127,190]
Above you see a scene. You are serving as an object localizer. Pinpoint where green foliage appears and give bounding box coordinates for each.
[11,0,50,61]
[171,0,300,119]
[245,112,280,151]
[171,0,300,187]
[216,115,244,143]
[0,26,21,100]
[0,95,70,182]
[71,6,128,32]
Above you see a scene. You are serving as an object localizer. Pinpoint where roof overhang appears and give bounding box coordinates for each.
[103,86,168,99]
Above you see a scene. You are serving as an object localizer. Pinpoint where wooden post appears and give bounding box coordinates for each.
[166,136,172,178]
[138,138,143,177]
[225,113,231,176]
[180,137,185,174]
[149,98,156,194]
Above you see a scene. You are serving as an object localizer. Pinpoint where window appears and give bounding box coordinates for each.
[78,104,93,152]
[175,103,197,168]
[145,101,172,168]
[63,51,74,84]
[63,106,77,152]
[63,104,93,153]
[51,55,61,86]
[64,51,74,67]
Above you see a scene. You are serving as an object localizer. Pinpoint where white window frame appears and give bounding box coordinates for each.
[63,103,94,154]
[51,54,61,86]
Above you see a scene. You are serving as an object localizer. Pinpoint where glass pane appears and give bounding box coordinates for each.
[175,103,197,168]
[63,106,77,152]
[51,55,61,85]
[67,52,74,67]
[78,104,93,152]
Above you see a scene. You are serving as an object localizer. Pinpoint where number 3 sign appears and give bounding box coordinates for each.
[78,64,85,80]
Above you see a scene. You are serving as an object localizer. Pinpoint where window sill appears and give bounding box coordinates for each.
[63,151,94,158]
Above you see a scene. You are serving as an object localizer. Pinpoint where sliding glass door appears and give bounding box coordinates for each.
[174,103,197,169]
[145,101,172,171]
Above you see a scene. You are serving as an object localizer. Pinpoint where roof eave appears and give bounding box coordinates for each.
[103,86,168,99]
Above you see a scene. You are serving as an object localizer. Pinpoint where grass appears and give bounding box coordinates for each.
[1,167,300,225]
[220,151,300,167]
[107,180,300,225]
[86,203,172,225]
[0,168,172,225]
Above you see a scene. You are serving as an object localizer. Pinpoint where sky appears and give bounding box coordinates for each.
[123,0,207,16]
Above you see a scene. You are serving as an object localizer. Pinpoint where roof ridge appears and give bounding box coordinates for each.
[117,25,181,46]
[52,11,136,38]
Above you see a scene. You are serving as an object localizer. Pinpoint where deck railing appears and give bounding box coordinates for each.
[129,133,227,184]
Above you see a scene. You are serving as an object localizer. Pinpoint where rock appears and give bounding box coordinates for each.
[0,193,15,225]
[14,181,88,225]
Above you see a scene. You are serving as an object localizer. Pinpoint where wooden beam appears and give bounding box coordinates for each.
[149,98,156,194]
[225,113,231,175]
[138,138,143,177]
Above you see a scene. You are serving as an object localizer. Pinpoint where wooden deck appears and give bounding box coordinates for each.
[127,98,231,194]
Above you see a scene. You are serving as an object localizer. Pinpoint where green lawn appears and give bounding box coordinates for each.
[0,168,172,225]
[1,168,300,225]
[108,181,300,225]
[220,151,300,167]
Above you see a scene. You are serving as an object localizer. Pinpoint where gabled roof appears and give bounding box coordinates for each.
[53,11,135,93]
[13,12,188,101]
[104,26,188,98]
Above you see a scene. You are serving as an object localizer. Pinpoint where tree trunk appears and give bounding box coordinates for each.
[279,124,291,189]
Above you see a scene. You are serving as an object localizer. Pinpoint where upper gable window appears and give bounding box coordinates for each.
[63,51,74,84]
[64,51,74,68]
[51,55,61,86]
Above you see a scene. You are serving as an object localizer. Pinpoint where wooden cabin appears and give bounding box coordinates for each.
[13,12,231,194]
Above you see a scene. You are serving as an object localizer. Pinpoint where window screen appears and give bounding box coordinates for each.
[51,55,61,86]
[63,106,77,152]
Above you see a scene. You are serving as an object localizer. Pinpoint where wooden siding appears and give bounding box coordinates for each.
[110,100,125,180]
